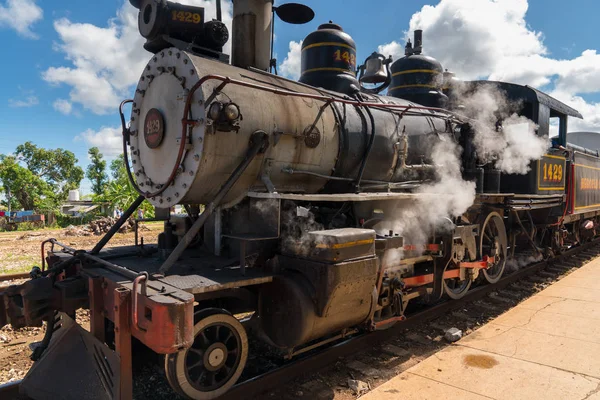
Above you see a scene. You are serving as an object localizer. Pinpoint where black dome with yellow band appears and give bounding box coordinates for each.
[388,53,448,108]
[299,22,359,94]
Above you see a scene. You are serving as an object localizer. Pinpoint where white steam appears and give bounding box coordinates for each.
[457,84,549,174]
[505,253,542,273]
[497,118,548,174]
[378,137,476,258]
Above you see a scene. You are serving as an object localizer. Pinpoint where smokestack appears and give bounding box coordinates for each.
[413,29,423,55]
[231,0,273,70]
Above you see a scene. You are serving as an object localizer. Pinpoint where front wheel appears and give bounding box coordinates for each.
[165,310,248,400]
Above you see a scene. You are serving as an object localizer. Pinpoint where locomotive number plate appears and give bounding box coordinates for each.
[537,154,565,191]
[144,108,165,149]
[171,10,202,24]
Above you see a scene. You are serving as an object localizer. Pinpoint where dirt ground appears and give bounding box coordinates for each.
[0,222,163,385]
[0,222,163,275]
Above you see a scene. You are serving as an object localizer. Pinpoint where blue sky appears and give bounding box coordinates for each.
[1,0,599,194]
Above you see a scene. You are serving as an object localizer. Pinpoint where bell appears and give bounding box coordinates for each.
[360,53,388,84]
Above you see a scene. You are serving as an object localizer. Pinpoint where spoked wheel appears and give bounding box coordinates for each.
[443,267,472,300]
[165,310,248,400]
[480,212,508,284]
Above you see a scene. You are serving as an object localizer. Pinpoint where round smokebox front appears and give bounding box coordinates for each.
[129,50,205,208]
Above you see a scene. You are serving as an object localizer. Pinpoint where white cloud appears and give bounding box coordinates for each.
[0,0,42,38]
[279,40,302,80]
[377,41,403,61]
[549,90,600,133]
[43,0,232,115]
[53,98,73,115]
[404,0,545,81]
[76,126,122,157]
[380,0,600,132]
[8,95,38,107]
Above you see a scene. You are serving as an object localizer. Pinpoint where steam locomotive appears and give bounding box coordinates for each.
[2,1,599,399]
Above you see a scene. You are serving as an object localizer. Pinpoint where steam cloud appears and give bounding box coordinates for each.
[378,84,549,265]
[281,85,551,269]
[456,83,549,174]
[505,253,542,273]
[378,137,476,264]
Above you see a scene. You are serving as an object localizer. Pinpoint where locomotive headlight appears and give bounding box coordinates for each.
[224,103,240,120]
[208,102,223,120]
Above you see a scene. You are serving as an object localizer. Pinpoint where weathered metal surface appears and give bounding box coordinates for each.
[158,131,269,274]
[89,277,106,343]
[86,267,194,355]
[129,49,452,209]
[114,288,132,400]
[259,256,377,348]
[231,0,272,70]
[247,191,435,202]
[0,380,20,399]
[20,313,120,400]
[282,228,375,263]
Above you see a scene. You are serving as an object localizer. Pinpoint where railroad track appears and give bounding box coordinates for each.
[0,272,30,291]
[2,240,600,400]
[0,272,30,282]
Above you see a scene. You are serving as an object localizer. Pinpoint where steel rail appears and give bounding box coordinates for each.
[0,272,31,292]
[222,238,600,400]
[0,272,29,282]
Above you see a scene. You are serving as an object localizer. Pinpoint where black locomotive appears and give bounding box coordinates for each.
[1,1,598,399]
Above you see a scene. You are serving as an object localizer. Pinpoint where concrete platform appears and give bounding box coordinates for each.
[363,257,600,400]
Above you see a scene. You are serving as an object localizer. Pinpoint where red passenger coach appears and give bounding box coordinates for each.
[573,152,600,213]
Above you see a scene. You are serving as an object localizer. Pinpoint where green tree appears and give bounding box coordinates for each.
[0,155,55,211]
[110,155,126,180]
[0,143,84,212]
[95,154,154,217]
[86,147,108,195]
